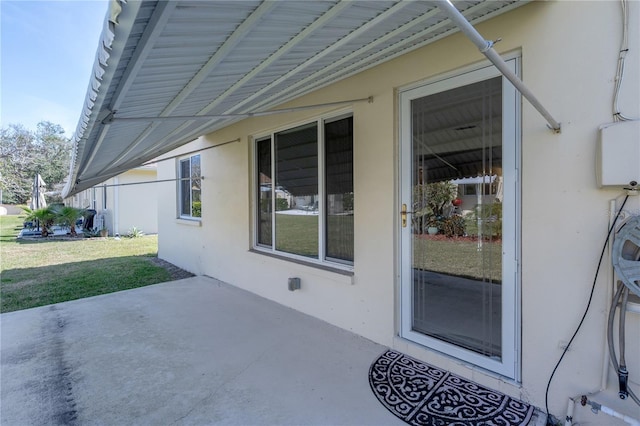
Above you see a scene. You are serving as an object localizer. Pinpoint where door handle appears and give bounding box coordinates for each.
[401,204,413,228]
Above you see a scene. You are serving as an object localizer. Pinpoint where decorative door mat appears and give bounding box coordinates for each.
[369,350,534,426]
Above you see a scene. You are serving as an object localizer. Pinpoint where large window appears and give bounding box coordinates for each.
[178,154,201,219]
[255,115,354,266]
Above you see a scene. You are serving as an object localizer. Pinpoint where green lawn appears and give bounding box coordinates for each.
[275,214,319,257]
[0,215,172,313]
[263,213,494,278]
[274,213,354,261]
[413,236,502,282]
[0,212,499,313]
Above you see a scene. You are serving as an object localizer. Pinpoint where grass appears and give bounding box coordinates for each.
[0,210,499,312]
[275,214,319,257]
[1,215,173,313]
[262,213,495,277]
[413,235,502,282]
[274,213,354,260]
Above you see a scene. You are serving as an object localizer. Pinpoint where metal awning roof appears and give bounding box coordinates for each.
[63,0,531,197]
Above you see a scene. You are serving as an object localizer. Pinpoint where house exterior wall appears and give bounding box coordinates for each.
[67,166,158,235]
[113,168,158,235]
[157,2,640,423]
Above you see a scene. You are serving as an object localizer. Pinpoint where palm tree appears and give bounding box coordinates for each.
[53,206,85,237]
[22,206,57,237]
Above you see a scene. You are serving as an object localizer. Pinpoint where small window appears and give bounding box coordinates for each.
[254,115,354,267]
[178,154,201,219]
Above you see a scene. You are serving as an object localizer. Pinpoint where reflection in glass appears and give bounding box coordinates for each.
[180,159,190,216]
[275,123,319,258]
[411,77,503,358]
[325,117,354,262]
[256,138,272,246]
[179,154,201,218]
[191,155,201,218]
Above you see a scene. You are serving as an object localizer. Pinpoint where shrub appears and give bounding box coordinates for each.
[465,203,502,238]
[426,182,457,216]
[342,192,354,212]
[52,206,85,236]
[260,198,271,213]
[192,201,201,218]
[126,226,144,238]
[259,198,291,212]
[440,215,466,237]
[412,182,458,233]
[83,228,101,238]
[275,198,289,211]
[21,206,56,236]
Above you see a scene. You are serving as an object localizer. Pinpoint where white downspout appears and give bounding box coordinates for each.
[114,176,119,235]
[435,0,561,133]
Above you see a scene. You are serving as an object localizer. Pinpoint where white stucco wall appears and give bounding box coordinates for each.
[157,2,640,423]
[67,166,158,236]
[113,167,158,235]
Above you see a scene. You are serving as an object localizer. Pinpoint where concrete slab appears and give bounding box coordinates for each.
[1,276,403,425]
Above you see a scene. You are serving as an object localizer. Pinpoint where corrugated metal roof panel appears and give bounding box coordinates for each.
[63,0,529,196]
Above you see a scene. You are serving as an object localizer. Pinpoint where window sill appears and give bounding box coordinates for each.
[175,218,202,227]
[249,249,354,277]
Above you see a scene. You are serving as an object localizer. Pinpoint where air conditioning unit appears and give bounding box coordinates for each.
[95,210,111,230]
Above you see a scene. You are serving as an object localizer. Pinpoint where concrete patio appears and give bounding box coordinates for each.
[1,276,403,425]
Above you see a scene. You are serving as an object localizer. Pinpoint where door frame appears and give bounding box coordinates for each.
[398,58,521,380]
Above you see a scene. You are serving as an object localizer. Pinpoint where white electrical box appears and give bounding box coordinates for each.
[596,121,640,188]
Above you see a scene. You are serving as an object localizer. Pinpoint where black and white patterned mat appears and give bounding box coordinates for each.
[369,350,534,426]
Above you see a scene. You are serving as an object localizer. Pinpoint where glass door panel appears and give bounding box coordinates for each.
[400,62,519,378]
[412,76,503,359]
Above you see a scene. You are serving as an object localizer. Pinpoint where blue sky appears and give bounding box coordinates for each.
[1,0,108,136]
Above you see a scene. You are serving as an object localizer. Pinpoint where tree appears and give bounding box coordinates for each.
[0,122,71,204]
[53,206,85,237]
[21,206,57,237]
[412,181,458,234]
[425,181,458,217]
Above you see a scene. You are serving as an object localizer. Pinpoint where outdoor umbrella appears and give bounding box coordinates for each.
[29,174,47,210]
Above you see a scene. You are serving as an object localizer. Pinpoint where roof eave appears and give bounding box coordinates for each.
[62,0,144,198]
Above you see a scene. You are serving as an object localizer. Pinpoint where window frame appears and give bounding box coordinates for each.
[252,112,354,270]
[177,153,202,220]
